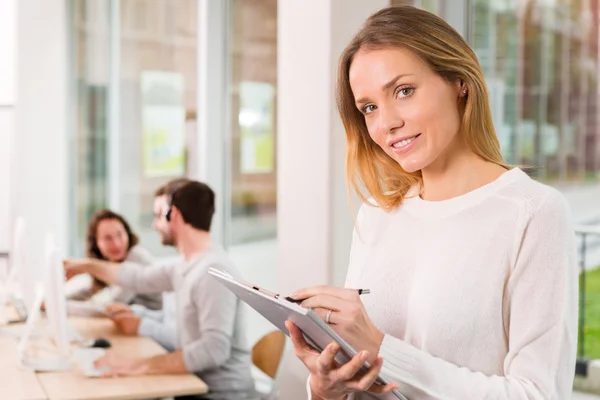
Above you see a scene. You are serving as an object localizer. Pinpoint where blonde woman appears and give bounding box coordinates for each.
[286,6,577,400]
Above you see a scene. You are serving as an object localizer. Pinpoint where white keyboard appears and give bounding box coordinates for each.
[73,347,110,377]
[0,320,83,343]
[21,354,73,372]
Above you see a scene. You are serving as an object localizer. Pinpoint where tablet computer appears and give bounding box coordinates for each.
[208,267,409,400]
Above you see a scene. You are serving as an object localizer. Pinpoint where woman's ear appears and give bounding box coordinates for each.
[458,80,468,97]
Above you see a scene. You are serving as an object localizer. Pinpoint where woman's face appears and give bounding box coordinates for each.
[349,47,466,173]
[96,219,130,262]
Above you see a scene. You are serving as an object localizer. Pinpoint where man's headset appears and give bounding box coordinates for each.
[164,206,173,221]
[162,190,177,222]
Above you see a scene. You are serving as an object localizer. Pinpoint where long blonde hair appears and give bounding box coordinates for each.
[338,6,507,211]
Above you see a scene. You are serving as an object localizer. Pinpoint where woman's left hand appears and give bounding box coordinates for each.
[290,286,385,361]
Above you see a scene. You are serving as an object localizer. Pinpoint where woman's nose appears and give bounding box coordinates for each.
[378,104,405,135]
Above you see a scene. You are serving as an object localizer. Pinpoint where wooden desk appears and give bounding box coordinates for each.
[0,338,48,399]
[36,317,208,400]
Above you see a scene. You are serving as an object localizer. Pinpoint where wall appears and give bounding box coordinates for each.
[13,0,69,306]
[276,0,389,397]
[0,0,17,277]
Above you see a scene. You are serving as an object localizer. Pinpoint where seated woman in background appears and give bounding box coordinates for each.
[67,209,162,311]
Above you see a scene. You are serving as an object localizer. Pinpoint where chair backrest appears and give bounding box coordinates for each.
[252,330,286,379]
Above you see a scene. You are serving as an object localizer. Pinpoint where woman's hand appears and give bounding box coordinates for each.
[291,286,385,360]
[285,321,397,399]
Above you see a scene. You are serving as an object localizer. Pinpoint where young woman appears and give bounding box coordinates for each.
[67,209,162,310]
[286,6,577,400]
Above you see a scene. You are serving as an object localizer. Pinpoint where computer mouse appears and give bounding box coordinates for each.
[91,338,111,348]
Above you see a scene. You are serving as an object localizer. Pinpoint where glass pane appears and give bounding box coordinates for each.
[390,0,443,15]
[473,0,600,182]
[71,0,198,257]
[71,0,110,256]
[118,0,198,256]
[229,0,278,245]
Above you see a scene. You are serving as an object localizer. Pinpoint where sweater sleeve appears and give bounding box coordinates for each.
[377,190,578,399]
[137,313,178,352]
[116,245,164,308]
[181,262,239,373]
[117,262,175,294]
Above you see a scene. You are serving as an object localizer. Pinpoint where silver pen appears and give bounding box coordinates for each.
[285,288,370,303]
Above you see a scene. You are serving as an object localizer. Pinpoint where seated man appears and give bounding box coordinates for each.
[106,291,177,352]
[65,180,258,400]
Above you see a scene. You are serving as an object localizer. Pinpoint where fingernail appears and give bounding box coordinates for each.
[290,291,299,298]
[360,351,368,361]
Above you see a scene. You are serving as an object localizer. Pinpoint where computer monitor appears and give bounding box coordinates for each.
[17,233,72,371]
[43,233,71,356]
[4,217,36,312]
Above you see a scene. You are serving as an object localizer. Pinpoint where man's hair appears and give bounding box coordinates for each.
[154,178,191,198]
[170,181,216,232]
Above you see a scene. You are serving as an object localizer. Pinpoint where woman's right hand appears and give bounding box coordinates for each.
[285,321,398,400]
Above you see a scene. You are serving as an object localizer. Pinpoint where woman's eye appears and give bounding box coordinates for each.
[362,104,376,114]
[396,87,415,98]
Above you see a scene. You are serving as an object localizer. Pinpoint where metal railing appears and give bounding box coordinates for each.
[575,225,600,376]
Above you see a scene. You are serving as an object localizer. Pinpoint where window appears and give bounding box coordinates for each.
[70,0,110,255]
[472,0,600,182]
[70,0,198,257]
[228,0,277,245]
[391,0,446,15]
[117,0,198,255]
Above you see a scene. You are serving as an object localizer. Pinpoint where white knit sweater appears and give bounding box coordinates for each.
[311,168,578,400]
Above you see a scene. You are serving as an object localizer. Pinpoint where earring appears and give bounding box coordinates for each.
[462,88,468,96]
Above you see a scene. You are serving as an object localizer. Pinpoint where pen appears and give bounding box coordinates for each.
[284,289,370,303]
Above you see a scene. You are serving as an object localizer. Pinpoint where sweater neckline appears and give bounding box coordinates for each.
[401,167,527,219]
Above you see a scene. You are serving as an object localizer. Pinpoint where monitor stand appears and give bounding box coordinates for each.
[16,283,73,372]
[0,266,28,325]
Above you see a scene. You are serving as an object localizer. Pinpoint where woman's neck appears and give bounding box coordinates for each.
[420,151,507,201]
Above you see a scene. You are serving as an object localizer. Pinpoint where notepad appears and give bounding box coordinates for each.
[208,267,409,400]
